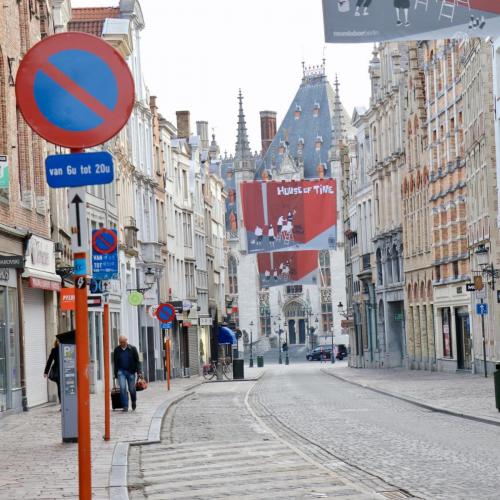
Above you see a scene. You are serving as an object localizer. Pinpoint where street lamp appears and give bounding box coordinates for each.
[249,320,254,368]
[473,245,500,378]
[274,320,282,364]
[330,325,335,364]
[284,320,289,365]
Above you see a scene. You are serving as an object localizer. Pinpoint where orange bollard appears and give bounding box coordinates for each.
[74,252,92,500]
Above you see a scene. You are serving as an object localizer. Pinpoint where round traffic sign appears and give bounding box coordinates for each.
[15,32,134,149]
[155,303,175,324]
[128,291,144,307]
[92,228,118,255]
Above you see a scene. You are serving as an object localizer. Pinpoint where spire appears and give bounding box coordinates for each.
[235,89,251,160]
[331,74,345,159]
[209,131,220,161]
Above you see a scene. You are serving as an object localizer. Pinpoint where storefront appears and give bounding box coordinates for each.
[0,264,22,414]
[22,235,60,407]
[434,285,471,372]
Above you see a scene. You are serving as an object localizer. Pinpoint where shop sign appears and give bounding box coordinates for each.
[29,276,60,291]
[0,268,10,282]
[199,317,213,326]
[0,255,24,268]
[24,235,56,275]
[0,155,8,190]
[60,288,75,311]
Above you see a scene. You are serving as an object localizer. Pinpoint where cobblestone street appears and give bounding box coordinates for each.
[130,363,500,499]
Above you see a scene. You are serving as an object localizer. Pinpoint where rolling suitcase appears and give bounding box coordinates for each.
[111,381,122,410]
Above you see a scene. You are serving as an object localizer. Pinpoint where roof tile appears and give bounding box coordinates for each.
[71,7,120,21]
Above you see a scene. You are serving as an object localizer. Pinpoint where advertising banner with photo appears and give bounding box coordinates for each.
[258,251,319,288]
[322,0,500,44]
[240,179,337,254]
[221,160,238,238]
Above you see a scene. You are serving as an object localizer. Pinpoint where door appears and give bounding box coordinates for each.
[456,311,471,370]
[23,286,47,407]
[298,319,306,344]
[288,319,296,344]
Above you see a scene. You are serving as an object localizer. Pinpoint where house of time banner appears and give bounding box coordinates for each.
[322,0,500,44]
[240,179,337,255]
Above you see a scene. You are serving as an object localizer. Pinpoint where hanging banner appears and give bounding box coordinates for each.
[241,179,337,254]
[222,160,238,238]
[258,251,319,288]
[322,0,500,44]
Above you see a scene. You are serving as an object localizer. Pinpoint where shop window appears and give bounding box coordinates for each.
[442,307,452,358]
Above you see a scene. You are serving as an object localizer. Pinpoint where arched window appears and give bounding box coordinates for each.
[228,255,238,294]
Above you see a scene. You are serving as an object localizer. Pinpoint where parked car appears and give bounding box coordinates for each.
[336,344,348,360]
[306,346,332,361]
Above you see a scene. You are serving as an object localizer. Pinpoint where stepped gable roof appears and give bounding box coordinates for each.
[257,64,336,180]
[69,7,120,36]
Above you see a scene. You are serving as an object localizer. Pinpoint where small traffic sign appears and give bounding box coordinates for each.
[92,228,118,254]
[155,303,175,324]
[466,283,476,292]
[46,151,114,188]
[476,287,487,300]
[89,278,107,295]
[476,303,488,316]
[161,322,173,330]
[92,228,118,280]
[15,32,134,149]
[69,187,88,253]
[128,291,144,307]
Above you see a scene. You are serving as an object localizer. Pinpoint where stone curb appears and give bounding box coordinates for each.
[109,380,205,500]
[321,369,500,428]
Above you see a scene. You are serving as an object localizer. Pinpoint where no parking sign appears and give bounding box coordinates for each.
[92,228,118,280]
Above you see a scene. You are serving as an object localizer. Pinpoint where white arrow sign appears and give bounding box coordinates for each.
[68,187,88,253]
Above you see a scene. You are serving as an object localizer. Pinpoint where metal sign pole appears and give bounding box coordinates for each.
[103,299,110,440]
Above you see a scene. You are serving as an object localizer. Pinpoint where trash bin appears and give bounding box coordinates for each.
[495,363,500,412]
[257,355,264,368]
[233,359,244,380]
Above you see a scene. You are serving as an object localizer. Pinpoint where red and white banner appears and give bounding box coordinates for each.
[258,251,319,288]
[240,179,337,254]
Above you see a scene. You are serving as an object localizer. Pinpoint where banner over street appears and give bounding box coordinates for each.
[322,0,500,44]
[240,179,337,254]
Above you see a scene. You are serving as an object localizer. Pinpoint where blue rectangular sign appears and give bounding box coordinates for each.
[476,303,488,316]
[45,151,114,188]
[74,257,87,276]
[92,229,118,280]
[161,322,173,330]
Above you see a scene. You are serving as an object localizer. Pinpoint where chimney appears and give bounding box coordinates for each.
[260,111,277,155]
[196,121,209,150]
[176,111,191,139]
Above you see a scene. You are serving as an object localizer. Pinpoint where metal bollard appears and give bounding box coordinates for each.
[494,363,500,412]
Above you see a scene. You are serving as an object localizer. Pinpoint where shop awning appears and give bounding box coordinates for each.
[218,326,237,345]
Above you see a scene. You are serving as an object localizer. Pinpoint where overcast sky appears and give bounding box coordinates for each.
[72,0,373,154]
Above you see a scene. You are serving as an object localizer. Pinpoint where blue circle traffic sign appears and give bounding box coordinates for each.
[92,228,118,255]
[155,303,175,324]
[15,32,134,149]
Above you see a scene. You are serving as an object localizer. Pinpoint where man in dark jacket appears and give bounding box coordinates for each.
[113,335,141,411]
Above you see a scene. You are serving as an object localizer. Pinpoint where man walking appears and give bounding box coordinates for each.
[113,335,141,412]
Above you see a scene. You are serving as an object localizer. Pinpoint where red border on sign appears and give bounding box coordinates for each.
[15,32,134,149]
[155,303,175,323]
[92,228,118,255]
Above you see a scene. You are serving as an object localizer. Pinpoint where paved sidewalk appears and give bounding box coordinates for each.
[0,376,203,499]
[323,365,500,425]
